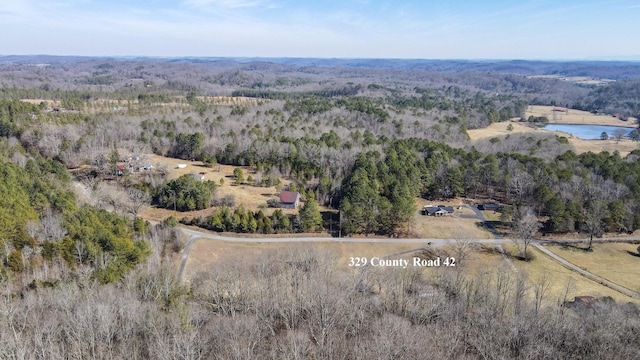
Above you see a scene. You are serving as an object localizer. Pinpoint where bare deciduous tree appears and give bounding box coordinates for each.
[126,187,151,219]
[512,206,541,261]
[582,200,606,250]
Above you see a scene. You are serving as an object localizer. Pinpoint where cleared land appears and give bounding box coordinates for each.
[468,120,639,156]
[139,154,300,222]
[180,238,640,305]
[544,243,640,293]
[412,198,493,239]
[526,75,615,86]
[526,105,637,127]
[181,239,428,281]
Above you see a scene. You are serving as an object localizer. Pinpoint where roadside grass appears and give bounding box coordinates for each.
[181,239,430,280]
[180,237,640,305]
[503,243,640,304]
[412,215,493,240]
[544,242,640,293]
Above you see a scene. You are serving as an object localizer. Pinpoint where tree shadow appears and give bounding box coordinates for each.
[322,211,341,237]
[478,244,503,255]
[544,240,594,252]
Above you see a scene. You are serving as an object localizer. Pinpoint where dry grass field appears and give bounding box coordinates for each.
[180,238,429,280]
[544,243,640,293]
[468,119,639,157]
[138,154,299,222]
[526,105,637,127]
[513,245,640,304]
[422,243,640,304]
[180,237,640,305]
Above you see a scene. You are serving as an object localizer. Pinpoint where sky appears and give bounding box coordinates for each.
[1,0,639,60]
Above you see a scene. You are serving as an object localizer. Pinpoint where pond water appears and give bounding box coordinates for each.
[544,124,634,140]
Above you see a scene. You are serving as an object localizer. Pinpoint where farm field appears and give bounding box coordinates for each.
[526,105,637,127]
[468,120,639,156]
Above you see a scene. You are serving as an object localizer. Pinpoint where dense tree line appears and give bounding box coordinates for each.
[0,146,148,283]
[183,199,323,234]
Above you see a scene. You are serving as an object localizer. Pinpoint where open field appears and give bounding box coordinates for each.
[138,154,303,222]
[418,241,640,304]
[197,96,263,106]
[544,242,640,293]
[526,75,615,86]
[526,105,637,127]
[181,238,640,305]
[428,243,640,304]
[468,120,639,156]
[506,244,639,303]
[180,238,429,280]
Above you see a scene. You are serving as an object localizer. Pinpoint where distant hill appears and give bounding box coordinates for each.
[2,55,640,79]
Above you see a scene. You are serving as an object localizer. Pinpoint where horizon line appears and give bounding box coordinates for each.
[1,54,640,63]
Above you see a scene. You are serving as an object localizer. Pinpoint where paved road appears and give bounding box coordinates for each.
[464,206,517,271]
[72,174,640,297]
[175,227,510,280]
[175,208,640,285]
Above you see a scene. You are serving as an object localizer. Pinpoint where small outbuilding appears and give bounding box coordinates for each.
[280,191,301,209]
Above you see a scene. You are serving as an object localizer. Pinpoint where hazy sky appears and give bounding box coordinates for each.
[1,0,639,59]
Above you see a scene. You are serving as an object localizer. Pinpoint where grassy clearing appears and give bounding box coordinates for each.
[467,119,639,157]
[181,237,640,305]
[181,239,429,280]
[467,121,540,139]
[139,154,302,222]
[544,243,640,293]
[197,96,263,106]
[526,105,637,127]
[505,243,640,304]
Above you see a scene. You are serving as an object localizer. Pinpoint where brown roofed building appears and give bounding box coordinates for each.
[280,191,301,209]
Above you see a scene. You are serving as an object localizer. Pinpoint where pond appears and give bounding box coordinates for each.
[544,124,634,140]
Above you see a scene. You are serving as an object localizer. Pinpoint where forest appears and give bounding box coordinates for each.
[0,56,639,358]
